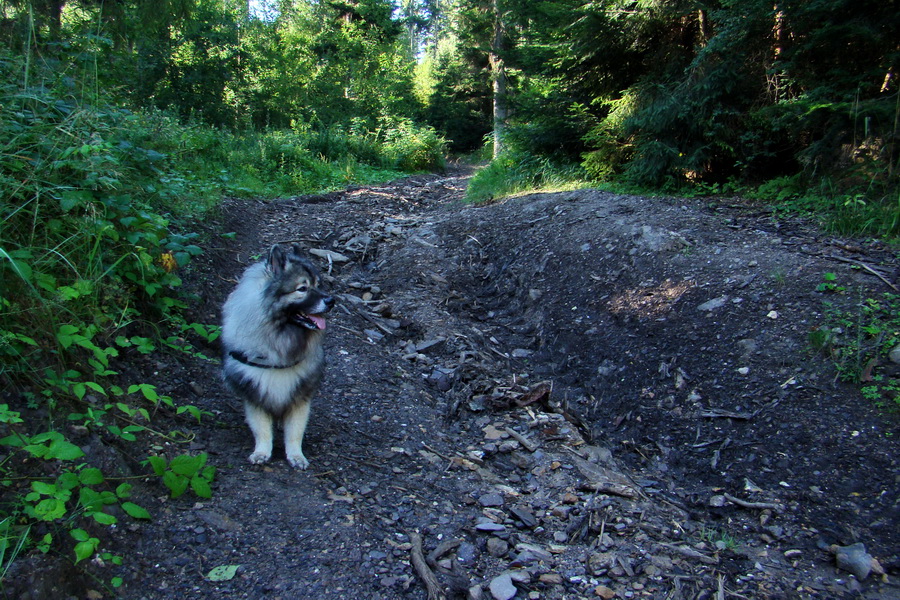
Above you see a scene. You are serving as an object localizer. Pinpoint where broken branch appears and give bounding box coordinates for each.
[409,532,447,600]
[724,493,784,512]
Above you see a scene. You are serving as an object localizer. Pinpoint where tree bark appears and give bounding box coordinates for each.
[489,0,507,159]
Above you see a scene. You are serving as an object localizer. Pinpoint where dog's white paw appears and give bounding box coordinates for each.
[286,451,309,470]
[248,450,271,464]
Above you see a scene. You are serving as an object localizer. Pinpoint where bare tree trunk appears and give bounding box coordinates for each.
[489,0,507,159]
[697,9,711,46]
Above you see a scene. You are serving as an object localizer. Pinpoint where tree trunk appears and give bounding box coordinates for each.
[489,0,507,159]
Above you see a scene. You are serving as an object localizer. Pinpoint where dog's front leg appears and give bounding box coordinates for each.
[283,400,311,469]
[245,402,274,464]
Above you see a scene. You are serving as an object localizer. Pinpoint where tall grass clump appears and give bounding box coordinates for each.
[0,83,208,385]
[466,146,588,204]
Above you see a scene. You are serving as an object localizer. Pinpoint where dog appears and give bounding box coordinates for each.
[221,243,335,469]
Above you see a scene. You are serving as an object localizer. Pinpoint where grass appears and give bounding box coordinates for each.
[810,275,900,412]
[465,149,590,204]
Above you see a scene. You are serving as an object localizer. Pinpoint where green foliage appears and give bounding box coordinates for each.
[811,276,900,410]
[381,120,447,171]
[147,453,216,500]
[207,564,240,581]
[466,147,588,204]
[421,45,492,152]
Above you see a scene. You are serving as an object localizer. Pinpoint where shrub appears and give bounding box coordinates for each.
[466,147,586,204]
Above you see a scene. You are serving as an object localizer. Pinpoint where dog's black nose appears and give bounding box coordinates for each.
[323,295,336,311]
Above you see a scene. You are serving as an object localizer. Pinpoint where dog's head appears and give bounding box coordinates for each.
[265,244,335,330]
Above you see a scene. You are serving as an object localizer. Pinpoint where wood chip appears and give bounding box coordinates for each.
[309,248,350,263]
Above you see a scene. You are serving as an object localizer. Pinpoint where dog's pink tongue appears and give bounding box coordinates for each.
[309,314,326,330]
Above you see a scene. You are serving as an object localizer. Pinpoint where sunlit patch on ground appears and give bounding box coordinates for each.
[606,278,695,317]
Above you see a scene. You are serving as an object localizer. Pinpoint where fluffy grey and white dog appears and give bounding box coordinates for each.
[221,244,335,469]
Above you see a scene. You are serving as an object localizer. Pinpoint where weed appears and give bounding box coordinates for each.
[812,273,900,409]
[816,272,846,293]
[699,526,738,551]
[147,453,216,500]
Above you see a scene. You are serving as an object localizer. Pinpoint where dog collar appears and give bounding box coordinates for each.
[228,350,301,370]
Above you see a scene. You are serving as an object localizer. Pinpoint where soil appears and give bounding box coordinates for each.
[5,168,900,600]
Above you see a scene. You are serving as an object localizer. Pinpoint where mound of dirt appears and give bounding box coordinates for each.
[6,170,898,600]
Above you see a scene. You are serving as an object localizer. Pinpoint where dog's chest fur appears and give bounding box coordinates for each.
[224,343,324,415]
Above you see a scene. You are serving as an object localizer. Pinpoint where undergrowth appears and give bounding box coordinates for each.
[0,55,444,591]
[810,274,900,412]
[471,144,898,239]
[465,147,589,204]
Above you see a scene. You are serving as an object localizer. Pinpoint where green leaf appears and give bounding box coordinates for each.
[162,471,189,499]
[74,539,98,563]
[79,486,103,511]
[2,256,32,283]
[116,483,133,499]
[121,501,152,520]
[169,454,202,477]
[58,472,80,490]
[31,481,57,495]
[0,434,24,447]
[78,467,105,486]
[33,498,67,521]
[44,438,85,461]
[58,190,93,212]
[207,565,239,582]
[190,476,212,499]
[91,511,117,525]
[147,455,167,476]
[70,528,90,542]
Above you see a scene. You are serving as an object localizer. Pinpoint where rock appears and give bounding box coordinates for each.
[766,310,779,319]
[483,425,506,441]
[479,493,505,507]
[594,584,616,599]
[415,337,446,352]
[633,225,689,252]
[737,338,758,355]
[489,573,517,600]
[509,506,537,528]
[698,296,729,311]
[487,537,509,558]
[457,542,477,566]
[737,367,750,375]
[833,543,874,580]
[889,344,900,364]
[514,543,552,562]
[475,521,507,533]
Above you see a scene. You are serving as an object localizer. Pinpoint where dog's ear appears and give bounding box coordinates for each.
[289,243,305,259]
[266,244,288,276]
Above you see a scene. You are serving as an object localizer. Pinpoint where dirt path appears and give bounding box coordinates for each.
[21,171,898,599]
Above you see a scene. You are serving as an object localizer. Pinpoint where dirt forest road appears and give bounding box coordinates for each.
[18,170,898,600]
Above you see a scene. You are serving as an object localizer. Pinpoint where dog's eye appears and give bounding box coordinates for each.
[296,285,309,293]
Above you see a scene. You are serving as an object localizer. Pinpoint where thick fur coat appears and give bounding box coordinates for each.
[221,244,335,469]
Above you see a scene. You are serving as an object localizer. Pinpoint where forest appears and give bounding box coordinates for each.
[0,0,898,594]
